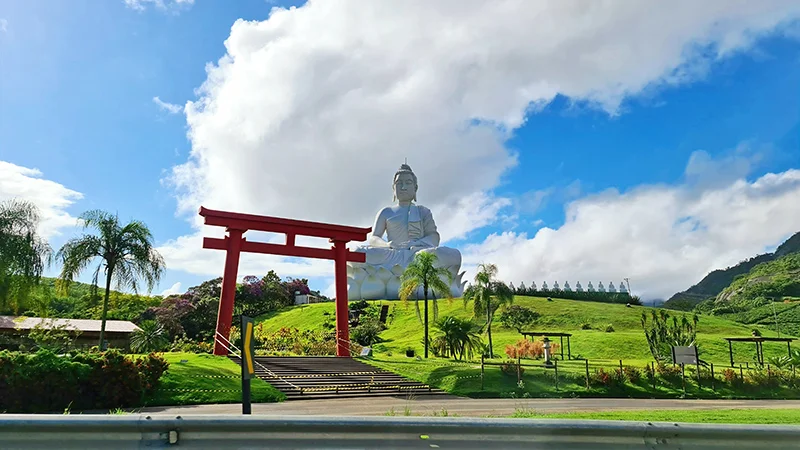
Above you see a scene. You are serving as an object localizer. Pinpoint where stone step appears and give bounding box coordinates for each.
[229,356,448,400]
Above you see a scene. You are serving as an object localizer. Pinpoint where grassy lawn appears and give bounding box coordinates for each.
[254,296,800,400]
[144,353,285,407]
[257,296,792,364]
[511,408,800,424]
[365,354,800,400]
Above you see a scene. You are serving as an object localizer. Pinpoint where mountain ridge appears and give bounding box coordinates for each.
[665,231,800,310]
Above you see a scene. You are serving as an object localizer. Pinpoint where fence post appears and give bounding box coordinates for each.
[480,354,485,391]
[554,359,559,391]
[517,354,521,384]
[619,359,623,376]
[585,359,590,390]
[696,363,701,389]
[681,363,686,396]
[739,364,744,382]
[767,364,771,381]
[650,361,656,390]
[710,363,715,392]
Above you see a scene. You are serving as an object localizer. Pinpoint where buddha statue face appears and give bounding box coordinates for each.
[393,164,418,203]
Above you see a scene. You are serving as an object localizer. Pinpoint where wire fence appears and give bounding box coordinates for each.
[170,332,800,398]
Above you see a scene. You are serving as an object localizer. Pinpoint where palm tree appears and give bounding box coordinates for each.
[433,316,483,361]
[399,251,453,358]
[57,210,166,349]
[463,263,514,358]
[130,320,169,353]
[0,199,51,313]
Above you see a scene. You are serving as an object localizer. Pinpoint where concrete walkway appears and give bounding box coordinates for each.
[141,397,800,417]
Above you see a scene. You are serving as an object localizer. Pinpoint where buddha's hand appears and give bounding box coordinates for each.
[408,239,429,250]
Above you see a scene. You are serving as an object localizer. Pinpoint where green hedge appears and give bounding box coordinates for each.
[0,349,168,413]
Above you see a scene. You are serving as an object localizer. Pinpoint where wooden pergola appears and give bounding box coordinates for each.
[520,331,572,360]
[723,336,795,367]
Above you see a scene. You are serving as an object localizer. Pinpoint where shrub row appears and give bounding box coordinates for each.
[589,362,800,390]
[0,349,168,413]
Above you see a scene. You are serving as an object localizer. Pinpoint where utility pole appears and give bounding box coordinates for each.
[770,300,781,337]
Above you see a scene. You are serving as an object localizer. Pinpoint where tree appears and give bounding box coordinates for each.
[130,320,169,353]
[641,309,699,362]
[57,210,166,349]
[432,316,483,361]
[463,263,514,358]
[0,200,51,314]
[499,305,540,333]
[399,251,453,358]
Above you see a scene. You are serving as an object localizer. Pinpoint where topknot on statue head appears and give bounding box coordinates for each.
[393,163,418,203]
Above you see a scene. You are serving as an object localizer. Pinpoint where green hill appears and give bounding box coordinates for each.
[665,231,800,310]
[256,295,790,364]
[717,253,800,304]
[2,276,162,321]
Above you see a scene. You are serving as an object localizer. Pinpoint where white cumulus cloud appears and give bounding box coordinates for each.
[0,161,83,239]
[462,155,800,300]
[159,281,183,296]
[162,0,800,280]
[153,96,183,114]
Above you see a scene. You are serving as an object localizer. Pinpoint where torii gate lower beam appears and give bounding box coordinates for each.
[199,207,369,357]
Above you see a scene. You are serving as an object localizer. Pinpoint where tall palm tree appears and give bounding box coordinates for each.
[399,251,453,358]
[57,210,166,348]
[463,263,514,358]
[0,199,51,313]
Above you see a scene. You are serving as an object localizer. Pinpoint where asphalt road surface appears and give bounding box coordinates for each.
[141,397,800,417]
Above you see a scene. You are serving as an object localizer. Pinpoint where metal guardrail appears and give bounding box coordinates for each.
[1,415,799,449]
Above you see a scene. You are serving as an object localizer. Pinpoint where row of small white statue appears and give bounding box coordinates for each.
[513,281,628,293]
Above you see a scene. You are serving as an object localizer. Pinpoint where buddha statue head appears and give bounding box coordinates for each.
[393,163,418,203]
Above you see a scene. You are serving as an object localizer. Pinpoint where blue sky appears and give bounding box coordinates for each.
[1,1,799,300]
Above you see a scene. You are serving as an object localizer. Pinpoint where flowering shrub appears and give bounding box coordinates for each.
[745,369,780,388]
[135,353,170,396]
[255,326,339,356]
[722,368,738,384]
[169,335,213,354]
[72,349,144,408]
[500,360,524,377]
[656,363,683,382]
[0,349,169,413]
[644,363,655,381]
[504,339,559,359]
[623,366,641,383]
[590,368,613,387]
[151,296,196,338]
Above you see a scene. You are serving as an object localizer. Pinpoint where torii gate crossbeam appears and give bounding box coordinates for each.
[199,207,369,357]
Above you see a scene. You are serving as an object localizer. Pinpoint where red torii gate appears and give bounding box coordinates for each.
[199,207,370,357]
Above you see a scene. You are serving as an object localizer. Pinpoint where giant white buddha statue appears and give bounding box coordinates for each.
[347,164,466,300]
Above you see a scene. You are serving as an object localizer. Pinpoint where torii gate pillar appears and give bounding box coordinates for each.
[199,207,370,357]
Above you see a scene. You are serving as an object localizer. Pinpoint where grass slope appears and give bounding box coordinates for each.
[257,296,790,364]
[256,296,800,399]
[511,408,800,424]
[145,353,285,406]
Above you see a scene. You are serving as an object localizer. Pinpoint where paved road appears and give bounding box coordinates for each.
[141,397,800,417]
